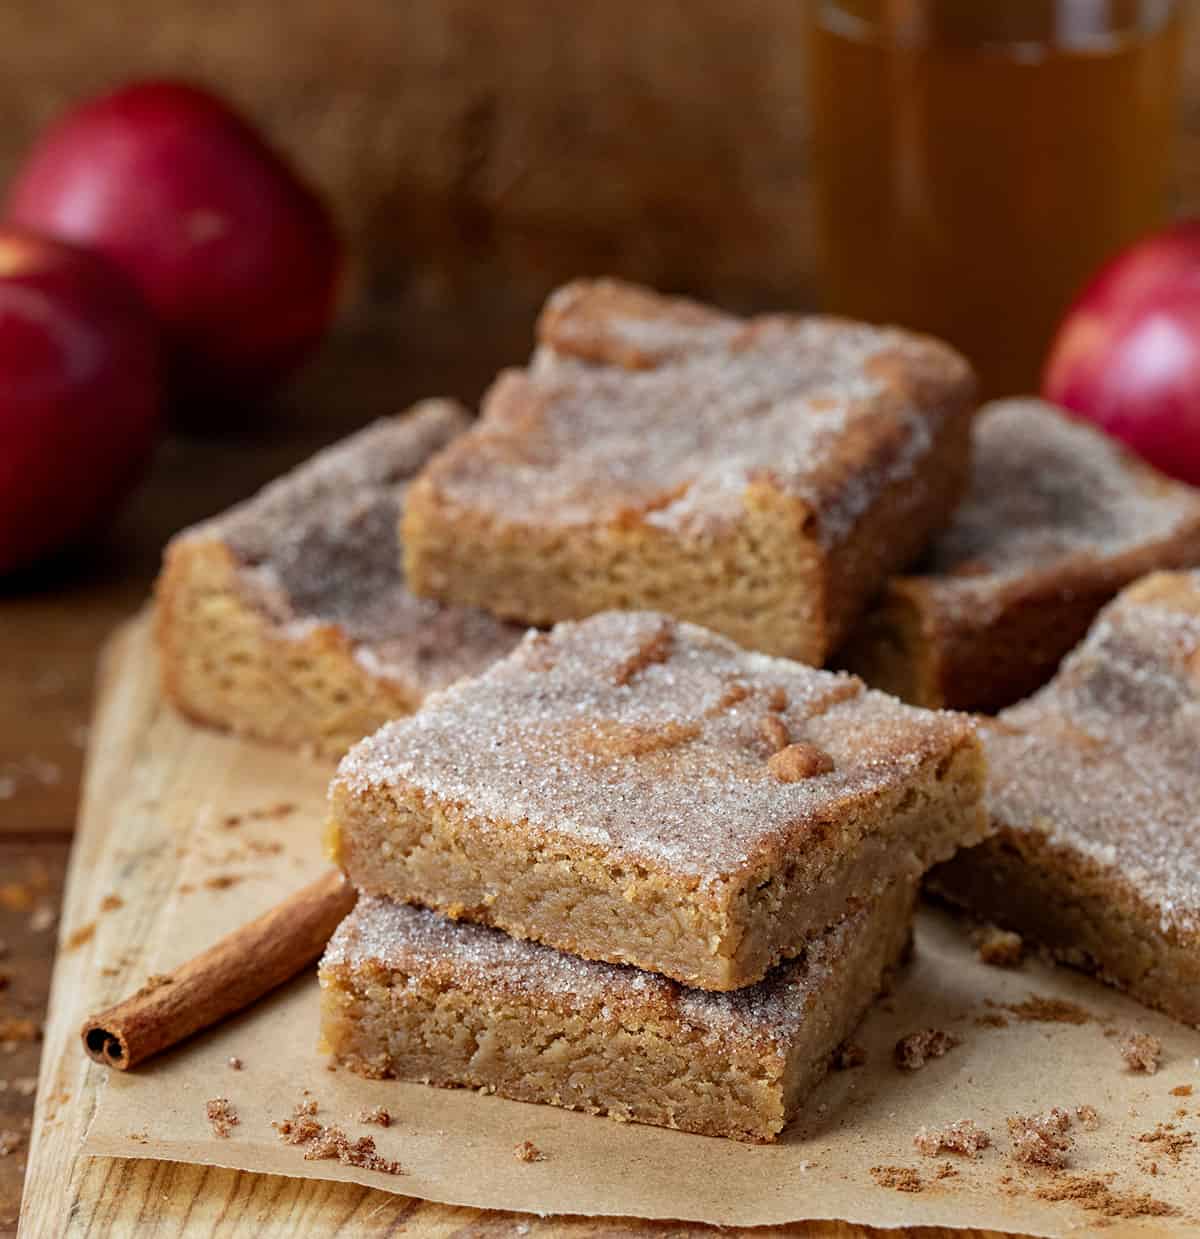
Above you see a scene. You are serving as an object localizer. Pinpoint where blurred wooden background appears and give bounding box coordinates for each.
[2,1,1198,357]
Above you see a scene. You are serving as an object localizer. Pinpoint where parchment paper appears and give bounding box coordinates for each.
[79,723,1200,1234]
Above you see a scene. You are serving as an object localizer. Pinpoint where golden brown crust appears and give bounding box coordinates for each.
[930,570,1200,1027]
[842,401,1200,712]
[404,278,976,664]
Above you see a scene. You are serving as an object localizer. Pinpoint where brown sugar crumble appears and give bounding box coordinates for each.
[767,742,835,783]
[913,1118,991,1158]
[1120,1032,1162,1074]
[1008,1107,1074,1169]
[976,926,1023,967]
[834,1041,867,1070]
[1033,1174,1177,1219]
[1075,1104,1101,1131]
[513,1140,545,1163]
[359,1107,391,1127]
[894,1028,961,1071]
[205,1097,239,1138]
[870,1165,923,1192]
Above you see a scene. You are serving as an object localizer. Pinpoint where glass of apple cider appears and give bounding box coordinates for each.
[805,0,1184,397]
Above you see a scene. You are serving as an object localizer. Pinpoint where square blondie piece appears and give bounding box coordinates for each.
[319,880,917,1142]
[329,611,987,990]
[841,399,1200,713]
[157,401,524,758]
[931,571,1200,1027]
[402,278,976,665]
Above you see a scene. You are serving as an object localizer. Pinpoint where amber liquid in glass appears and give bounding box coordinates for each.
[806,0,1182,397]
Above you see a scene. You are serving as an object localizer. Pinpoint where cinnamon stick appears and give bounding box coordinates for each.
[81,869,356,1070]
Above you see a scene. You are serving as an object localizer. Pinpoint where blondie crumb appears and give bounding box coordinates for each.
[913,1119,991,1158]
[1075,1104,1101,1131]
[1008,1107,1073,1169]
[204,1098,239,1139]
[834,1041,867,1070]
[514,1140,546,1163]
[870,1165,922,1192]
[894,1028,961,1071]
[1136,1123,1194,1164]
[273,1102,402,1175]
[977,926,1023,967]
[359,1107,391,1127]
[1120,1032,1162,1074]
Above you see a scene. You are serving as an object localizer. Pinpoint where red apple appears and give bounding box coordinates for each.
[5,80,341,408]
[1043,222,1200,486]
[0,229,163,574]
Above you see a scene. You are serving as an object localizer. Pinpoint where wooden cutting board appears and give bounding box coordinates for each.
[17,614,1015,1238]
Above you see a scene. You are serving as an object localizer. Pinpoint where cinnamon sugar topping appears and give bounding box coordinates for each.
[173,399,523,698]
[421,278,973,546]
[336,611,978,879]
[768,743,835,783]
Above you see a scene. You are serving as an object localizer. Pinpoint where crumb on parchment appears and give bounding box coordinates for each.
[1120,1032,1162,1075]
[914,1119,991,1158]
[977,926,1023,967]
[513,1140,545,1163]
[205,1098,238,1138]
[1008,1107,1073,1169]
[895,1028,961,1071]
[870,1165,922,1192]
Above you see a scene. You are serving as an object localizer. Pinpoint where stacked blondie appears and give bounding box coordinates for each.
[306,282,990,1141]
[321,612,988,1140]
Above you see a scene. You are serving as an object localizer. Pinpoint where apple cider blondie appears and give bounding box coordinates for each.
[328,611,987,990]
[930,570,1200,1027]
[157,400,524,758]
[319,880,918,1142]
[841,399,1200,713]
[402,278,977,665]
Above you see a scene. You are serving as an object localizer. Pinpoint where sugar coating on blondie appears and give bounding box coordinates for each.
[319,881,918,1141]
[931,570,1200,1025]
[841,400,1200,712]
[330,610,986,989]
[403,279,976,663]
[157,400,524,757]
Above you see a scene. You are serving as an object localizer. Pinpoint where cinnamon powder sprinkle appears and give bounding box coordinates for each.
[1120,1032,1162,1075]
[1033,1174,1176,1219]
[1136,1123,1194,1163]
[514,1140,545,1163]
[894,1028,961,1071]
[870,1165,922,1192]
[1003,995,1092,1025]
[205,1098,239,1138]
